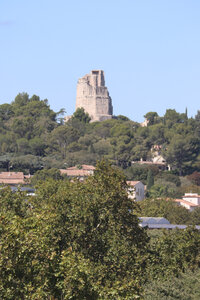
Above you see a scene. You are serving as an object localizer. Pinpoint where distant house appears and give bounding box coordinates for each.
[139,217,170,226]
[131,144,171,171]
[60,165,95,180]
[131,159,168,171]
[127,181,145,201]
[175,193,200,211]
[139,217,200,230]
[0,172,28,185]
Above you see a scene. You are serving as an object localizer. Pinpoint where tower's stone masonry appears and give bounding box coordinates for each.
[76,70,113,122]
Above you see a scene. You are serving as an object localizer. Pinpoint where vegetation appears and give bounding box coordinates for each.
[1,93,200,297]
[144,264,200,299]
[0,163,200,298]
[143,229,200,299]
[0,161,149,299]
[138,198,200,225]
[1,93,200,180]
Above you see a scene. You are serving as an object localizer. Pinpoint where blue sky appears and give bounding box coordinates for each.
[1,0,200,122]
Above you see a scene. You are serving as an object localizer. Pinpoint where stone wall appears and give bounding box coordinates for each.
[76,70,113,122]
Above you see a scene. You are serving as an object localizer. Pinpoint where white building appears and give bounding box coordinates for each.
[182,193,200,205]
[175,193,200,211]
[127,181,145,201]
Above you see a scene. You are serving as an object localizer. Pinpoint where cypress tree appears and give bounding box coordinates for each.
[147,169,154,190]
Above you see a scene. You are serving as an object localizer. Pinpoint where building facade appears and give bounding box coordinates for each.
[127,181,145,201]
[76,70,113,122]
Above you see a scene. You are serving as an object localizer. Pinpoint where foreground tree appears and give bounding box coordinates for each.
[0,161,149,299]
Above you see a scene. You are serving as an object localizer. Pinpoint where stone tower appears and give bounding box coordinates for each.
[76,70,113,122]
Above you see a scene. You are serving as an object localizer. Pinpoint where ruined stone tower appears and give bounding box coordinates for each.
[76,70,113,122]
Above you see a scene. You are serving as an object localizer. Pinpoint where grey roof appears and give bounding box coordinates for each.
[139,217,170,225]
[140,223,200,230]
[10,187,35,193]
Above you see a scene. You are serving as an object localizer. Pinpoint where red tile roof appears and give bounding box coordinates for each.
[127,181,142,186]
[60,165,95,177]
[175,199,199,207]
[0,172,25,184]
[60,169,93,177]
[132,161,166,165]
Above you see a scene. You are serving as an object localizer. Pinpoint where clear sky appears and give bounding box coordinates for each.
[1,0,200,122]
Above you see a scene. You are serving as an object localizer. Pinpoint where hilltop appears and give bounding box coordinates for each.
[1,92,200,196]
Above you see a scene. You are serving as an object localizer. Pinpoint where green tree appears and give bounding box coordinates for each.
[11,154,44,174]
[163,135,200,175]
[12,92,29,107]
[116,115,130,121]
[35,160,149,298]
[31,168,63,185]
[71,107,91,123]
[55,107,66,124]
[144,112,159,126]
[0,103,14,121]
[147,169,154,190]
[187,171,200,186]
[164,109,187,128]
[148,227,200,278]
[50,125,80,158]
[29,137,46,156]
[148,183,181,199]
[0,161,149,299]
[139,198,190,224]
[144,268,200,300]
[190,207,200,225]
[16,138,30,154]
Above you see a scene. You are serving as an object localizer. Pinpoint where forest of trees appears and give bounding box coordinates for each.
[1,93,200,173]
[0,161,200,299]
[1,92,200,197]
[1,93,200,298]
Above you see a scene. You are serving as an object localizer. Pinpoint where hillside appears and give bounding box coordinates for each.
[1,93,200,180]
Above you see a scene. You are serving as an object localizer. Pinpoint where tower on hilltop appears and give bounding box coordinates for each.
[76,70,113,122]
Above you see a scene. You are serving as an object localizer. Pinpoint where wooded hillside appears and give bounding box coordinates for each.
[1,93,200,178]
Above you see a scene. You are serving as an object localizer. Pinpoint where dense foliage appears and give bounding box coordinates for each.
[1,93,200,298]
[144,229,200,299]
[1,93,200,178]
[0,162,149,299]
[0,163,200,299]
[138,198,200,225]
[144,263,200,299]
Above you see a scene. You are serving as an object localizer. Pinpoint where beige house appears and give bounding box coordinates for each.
[0,172,29,185]
[127,181,145,201]
[175,193,200,211]
[60,165,95,180]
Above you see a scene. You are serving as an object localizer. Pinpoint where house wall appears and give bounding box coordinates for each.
[179,201,196,211]
[183,194,200,205]
[135,182,145,201]
[128,182,145,201]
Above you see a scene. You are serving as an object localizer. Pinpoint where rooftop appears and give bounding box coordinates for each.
[175,199,200,207]
[60,165,95,177]
[0,172,26,184]
[127,181,142,186]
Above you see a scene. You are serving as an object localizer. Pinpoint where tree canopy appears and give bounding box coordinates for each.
[1,93,200,179]
[0,161,149,299]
